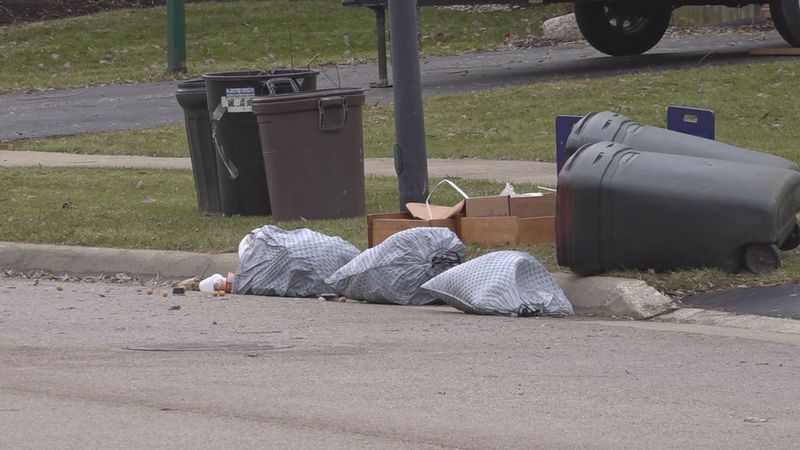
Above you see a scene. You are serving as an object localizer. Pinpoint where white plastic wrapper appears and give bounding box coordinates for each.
[233,226,359,297]
[421,251,573,316]
[326,227,466,305]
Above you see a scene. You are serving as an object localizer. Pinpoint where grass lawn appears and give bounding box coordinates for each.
[0,0,563,93]
[0,166,538,250]
[0,166,558,270]
[4,60,800,164]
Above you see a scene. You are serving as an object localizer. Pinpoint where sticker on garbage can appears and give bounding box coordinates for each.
[223,87,256,113]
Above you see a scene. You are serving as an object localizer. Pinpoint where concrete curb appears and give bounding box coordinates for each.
[1,242,677,318]
[553,273,678,319]
[0,242,237,281]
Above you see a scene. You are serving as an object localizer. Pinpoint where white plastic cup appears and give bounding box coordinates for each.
[199,273,225,293]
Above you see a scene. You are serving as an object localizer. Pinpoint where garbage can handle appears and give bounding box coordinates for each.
[262,77,299,95]
[211,124,240,179]
[318,97,348,132]
[210,103,239,180]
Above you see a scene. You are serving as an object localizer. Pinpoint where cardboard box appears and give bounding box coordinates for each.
[406,200,465,221]
[464,195,510,217]
[459,216,518,246]
[516,216,556,245]
[509,194,556,218]
[366,187,556,248]
[367,211,460,247]
[459,215,555,246]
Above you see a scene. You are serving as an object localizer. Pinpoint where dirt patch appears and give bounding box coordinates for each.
[0,0,206,25]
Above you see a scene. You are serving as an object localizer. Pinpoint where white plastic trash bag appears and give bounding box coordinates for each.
[421,251,573,316]
[326,227,466,305]
[237,227,261,260]
[233,225,360,297]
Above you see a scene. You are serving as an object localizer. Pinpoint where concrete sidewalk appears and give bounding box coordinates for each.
[0,150,558,186]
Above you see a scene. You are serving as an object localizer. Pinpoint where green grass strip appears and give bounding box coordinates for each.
[4,60,800,164]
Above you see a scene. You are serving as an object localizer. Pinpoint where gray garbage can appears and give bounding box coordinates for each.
[251,88,366,221]
[565,111,799,171]
[556,142,800,275]
[175,78,222,213]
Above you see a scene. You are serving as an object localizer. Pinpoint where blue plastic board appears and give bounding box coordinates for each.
[667,105,716,140]
[555,115,582,174]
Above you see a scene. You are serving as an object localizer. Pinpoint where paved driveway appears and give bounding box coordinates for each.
[0,31,788,141]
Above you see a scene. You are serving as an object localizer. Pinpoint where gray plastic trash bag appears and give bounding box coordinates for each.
[233,226,360,297]
[421,251,573,316]
[326,227,466,305]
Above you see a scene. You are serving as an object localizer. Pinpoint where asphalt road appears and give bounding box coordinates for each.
[1,277,799,449]
[684,283,800,319]
[0,30,789,141]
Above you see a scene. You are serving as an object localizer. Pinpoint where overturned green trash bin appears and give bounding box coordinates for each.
[557,142,800,275]
[252,88,366,221]
[565,111,800,171]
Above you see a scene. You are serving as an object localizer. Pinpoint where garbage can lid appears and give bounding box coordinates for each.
[202,69,319,82]
[175,78,208,108]
[177,78,205,90]
[251,88,365,116]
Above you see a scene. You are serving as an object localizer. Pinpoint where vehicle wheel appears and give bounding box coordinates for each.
[574,2,673,56]
[779,221,800,251]
[770,0,800,47]
[743,243,782,274]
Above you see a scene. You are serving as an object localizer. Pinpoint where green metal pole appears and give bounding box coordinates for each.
[166,0,187,74]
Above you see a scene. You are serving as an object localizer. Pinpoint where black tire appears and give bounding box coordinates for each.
[574,2,673,56]
[743,243,782,274]
[770,0,800,47]
[779,220,800,251]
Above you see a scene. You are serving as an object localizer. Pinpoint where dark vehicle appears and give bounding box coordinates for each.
[549,0,800,56]
[346,1,799,57]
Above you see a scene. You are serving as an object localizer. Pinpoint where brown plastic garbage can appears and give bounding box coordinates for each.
[251,88,366,221]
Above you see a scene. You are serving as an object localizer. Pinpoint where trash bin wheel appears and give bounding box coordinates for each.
[779,220,800,251]
[574,2,672,56]
[770,0,800,47]
[743,243,782,274]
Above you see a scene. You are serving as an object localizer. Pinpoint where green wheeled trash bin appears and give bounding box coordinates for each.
[251,88,366,221]
[556,142,800,275]
[175,78,222,213]
[565,111,800,171]
[202,69,319,216]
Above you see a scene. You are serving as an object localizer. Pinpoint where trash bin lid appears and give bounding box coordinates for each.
[175,78,208,108]
[251,88,365,116]
[177,78,205,90]
[202,69,319,82]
